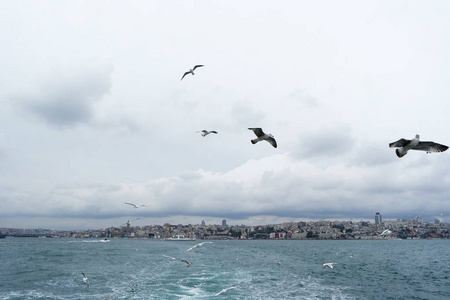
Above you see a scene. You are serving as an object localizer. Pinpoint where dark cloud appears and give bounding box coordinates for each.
[16,63,113,128]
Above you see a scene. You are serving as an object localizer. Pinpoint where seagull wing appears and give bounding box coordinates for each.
[214,286,236,296]
[185,245,197,252]
[210,131,218,134]
[249,128,265,137]
[181,72,190,81]
[180,259,191,267]
[186,241,213,251]
[389,138,410,148]
[266,137,277,148]
[193,65,204,70]
[412,141,449,153]
[124,202,138,208]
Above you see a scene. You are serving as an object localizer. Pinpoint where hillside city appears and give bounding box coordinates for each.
[1,213,449,240]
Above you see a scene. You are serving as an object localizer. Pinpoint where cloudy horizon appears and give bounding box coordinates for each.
[1,1,449,230]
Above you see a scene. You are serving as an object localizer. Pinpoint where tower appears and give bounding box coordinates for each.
[222,219,227,226]
[375,212,382,225]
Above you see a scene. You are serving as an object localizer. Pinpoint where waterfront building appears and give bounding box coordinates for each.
[375,212,382,225]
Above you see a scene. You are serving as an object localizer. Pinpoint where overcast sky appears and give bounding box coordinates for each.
[1,1,449,230]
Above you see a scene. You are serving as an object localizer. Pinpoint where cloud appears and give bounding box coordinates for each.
[230,101,265,128]
[14,61,113,129]
[289,88,319,107]
[291,125,356,160]
[2,152,447,226]
[0,133,7,158]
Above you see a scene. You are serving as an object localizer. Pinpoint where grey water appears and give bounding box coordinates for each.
[0,238,449,300]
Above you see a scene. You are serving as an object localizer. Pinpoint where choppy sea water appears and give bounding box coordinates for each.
[0,238,449,300]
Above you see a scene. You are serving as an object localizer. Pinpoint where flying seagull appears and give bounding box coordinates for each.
[248,128,277,148]
[213,285,237,296]
[162,255,191,267]
[380,229,392,236]
[124,202,148,208]
[196,130,218,137]
[323,262,338,269]
[81,272,90,288]
[181,65,204,80]
[185,242,213,252]
[389,134,448,158]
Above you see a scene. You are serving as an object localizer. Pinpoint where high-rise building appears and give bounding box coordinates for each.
[222,219,227,226]
[201,220,205,226]
[375,212,382,225]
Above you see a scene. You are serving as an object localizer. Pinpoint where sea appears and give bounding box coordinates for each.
[0,238,449,300]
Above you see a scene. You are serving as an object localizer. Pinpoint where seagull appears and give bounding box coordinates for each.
[124,202,148,208]
[185,242,213,252]
[196,130,218,137]
[181,65,204,80]
[162,255,191,267]
[380,229,392,236]
[248,128,277,148]
[389,134,448,158]
[81,272,90,288]
[213,285,237,296]
[323,262,337,269]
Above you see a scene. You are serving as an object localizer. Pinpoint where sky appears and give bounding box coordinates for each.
[1,1,450,230]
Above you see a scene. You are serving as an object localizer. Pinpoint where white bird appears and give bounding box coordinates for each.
[124,202,148,208]
[181,65,204,80]
[380,229,392,236]
[213,285,237,296]
[196,130,218,137]
[248,128,277,148]
[323,262,337,269]
[185,242,213,252]
[81,272,90,288]
[162,255,191,267]
[389,134,448,158]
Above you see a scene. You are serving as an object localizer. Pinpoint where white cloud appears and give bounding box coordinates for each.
[3,152,448,228]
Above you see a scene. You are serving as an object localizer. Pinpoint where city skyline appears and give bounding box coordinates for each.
[2,215,448,241]
[1,2,449,230]
[0,212,445,231]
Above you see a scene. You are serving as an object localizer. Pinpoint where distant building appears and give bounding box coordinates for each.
[222,219,227,226]
[201,220,205,226]
[375,212,382,225]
